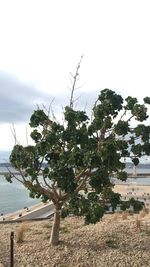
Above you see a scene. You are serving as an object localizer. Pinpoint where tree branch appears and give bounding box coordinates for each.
[69,55,84,108]
[75,169,91,193]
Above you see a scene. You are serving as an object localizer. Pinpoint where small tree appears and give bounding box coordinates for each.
[6,68,150,245]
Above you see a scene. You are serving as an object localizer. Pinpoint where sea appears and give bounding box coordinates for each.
[0,151,150,215]
[0,150,40,214]
[0,170,40,215]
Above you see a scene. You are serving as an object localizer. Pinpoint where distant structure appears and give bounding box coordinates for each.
[132,165,137,177]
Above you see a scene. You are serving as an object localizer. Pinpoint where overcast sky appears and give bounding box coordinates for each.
[0,0,150,151]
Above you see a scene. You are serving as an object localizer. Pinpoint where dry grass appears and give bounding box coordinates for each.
[16,222,29,243]
[135,217,142,230]
[143,224,150,235]
[139,209,147,219]
[121,211,129,220]
[112,213,120,221]
[1,214,150,266]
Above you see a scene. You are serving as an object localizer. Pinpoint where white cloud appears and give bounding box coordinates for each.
[0,0,150,149]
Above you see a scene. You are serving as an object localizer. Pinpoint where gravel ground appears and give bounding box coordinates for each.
[1,212,150,267]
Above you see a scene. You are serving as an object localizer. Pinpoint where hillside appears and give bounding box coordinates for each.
[0,212,150,267]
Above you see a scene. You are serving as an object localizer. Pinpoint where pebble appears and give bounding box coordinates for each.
[0,214,150,266]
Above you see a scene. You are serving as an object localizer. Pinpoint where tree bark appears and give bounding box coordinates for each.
[49,208,60,246]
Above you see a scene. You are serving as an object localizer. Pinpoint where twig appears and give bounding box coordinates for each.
[69,55,84,108]
[10,124,19,145]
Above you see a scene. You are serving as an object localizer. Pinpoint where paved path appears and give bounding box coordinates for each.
[15,203,54,221]
[0,202,55,222]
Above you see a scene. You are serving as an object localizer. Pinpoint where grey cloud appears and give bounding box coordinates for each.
[0,71,103,124]
[54,89,99,109]
[0,72,51,123]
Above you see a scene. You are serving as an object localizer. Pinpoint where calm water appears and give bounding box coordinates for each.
[0,166,150,214]
[125,168,150,185]
[119,177,150,185]
[0,170,40,214]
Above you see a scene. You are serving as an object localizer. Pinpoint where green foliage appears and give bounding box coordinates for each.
[132,104,148,121]
[5,173,13,183]
[131,144,142,156]
[144,97,150,104]
[115,121,129,136]
[121,198,144,212]
[61,192,106,224]
[135,124,150,142]
[132,158,139,166]
[7,88,150,229]
[143,143,150,155]
[128,198,144,212]
[125,96,137,110]
[98,89,123,117]
[85,204,105,224]
[101,187,121,210]
[30,129,42,143]
[89,168,110,193]
[29,109,49,127]
[116,171,128,181]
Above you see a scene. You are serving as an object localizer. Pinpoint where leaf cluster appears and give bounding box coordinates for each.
[8,88,150,225]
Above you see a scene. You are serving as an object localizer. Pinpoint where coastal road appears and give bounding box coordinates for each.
[15,203,54,221]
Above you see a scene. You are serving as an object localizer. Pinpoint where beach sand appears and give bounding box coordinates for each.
[113,184,150,208]
[114,184,150,195]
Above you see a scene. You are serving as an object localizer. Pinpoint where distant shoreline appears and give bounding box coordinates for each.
[0,184,150,222]
[1,171,150,178]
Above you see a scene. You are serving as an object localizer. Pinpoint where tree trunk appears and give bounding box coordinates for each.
[49,209,60,246]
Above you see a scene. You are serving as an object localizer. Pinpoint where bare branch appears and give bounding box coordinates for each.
[69,55,84,108]
[42,98,55,118]
[5,166,25,184]
[75,169,91,193]
[126,114,134,123]
[43,175,53,190]
[10,124,19,145]
[75,168,89,182]
[120,110,126,120]
[25,125,29,146]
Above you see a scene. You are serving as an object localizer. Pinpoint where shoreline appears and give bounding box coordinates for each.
[0,201,54,222]
[1,184,150,222]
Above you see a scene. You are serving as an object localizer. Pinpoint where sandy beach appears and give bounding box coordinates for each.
[113,184,150,209]
[114,184,150,195]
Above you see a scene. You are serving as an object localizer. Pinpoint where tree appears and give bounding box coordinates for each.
[5,71,150,245]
